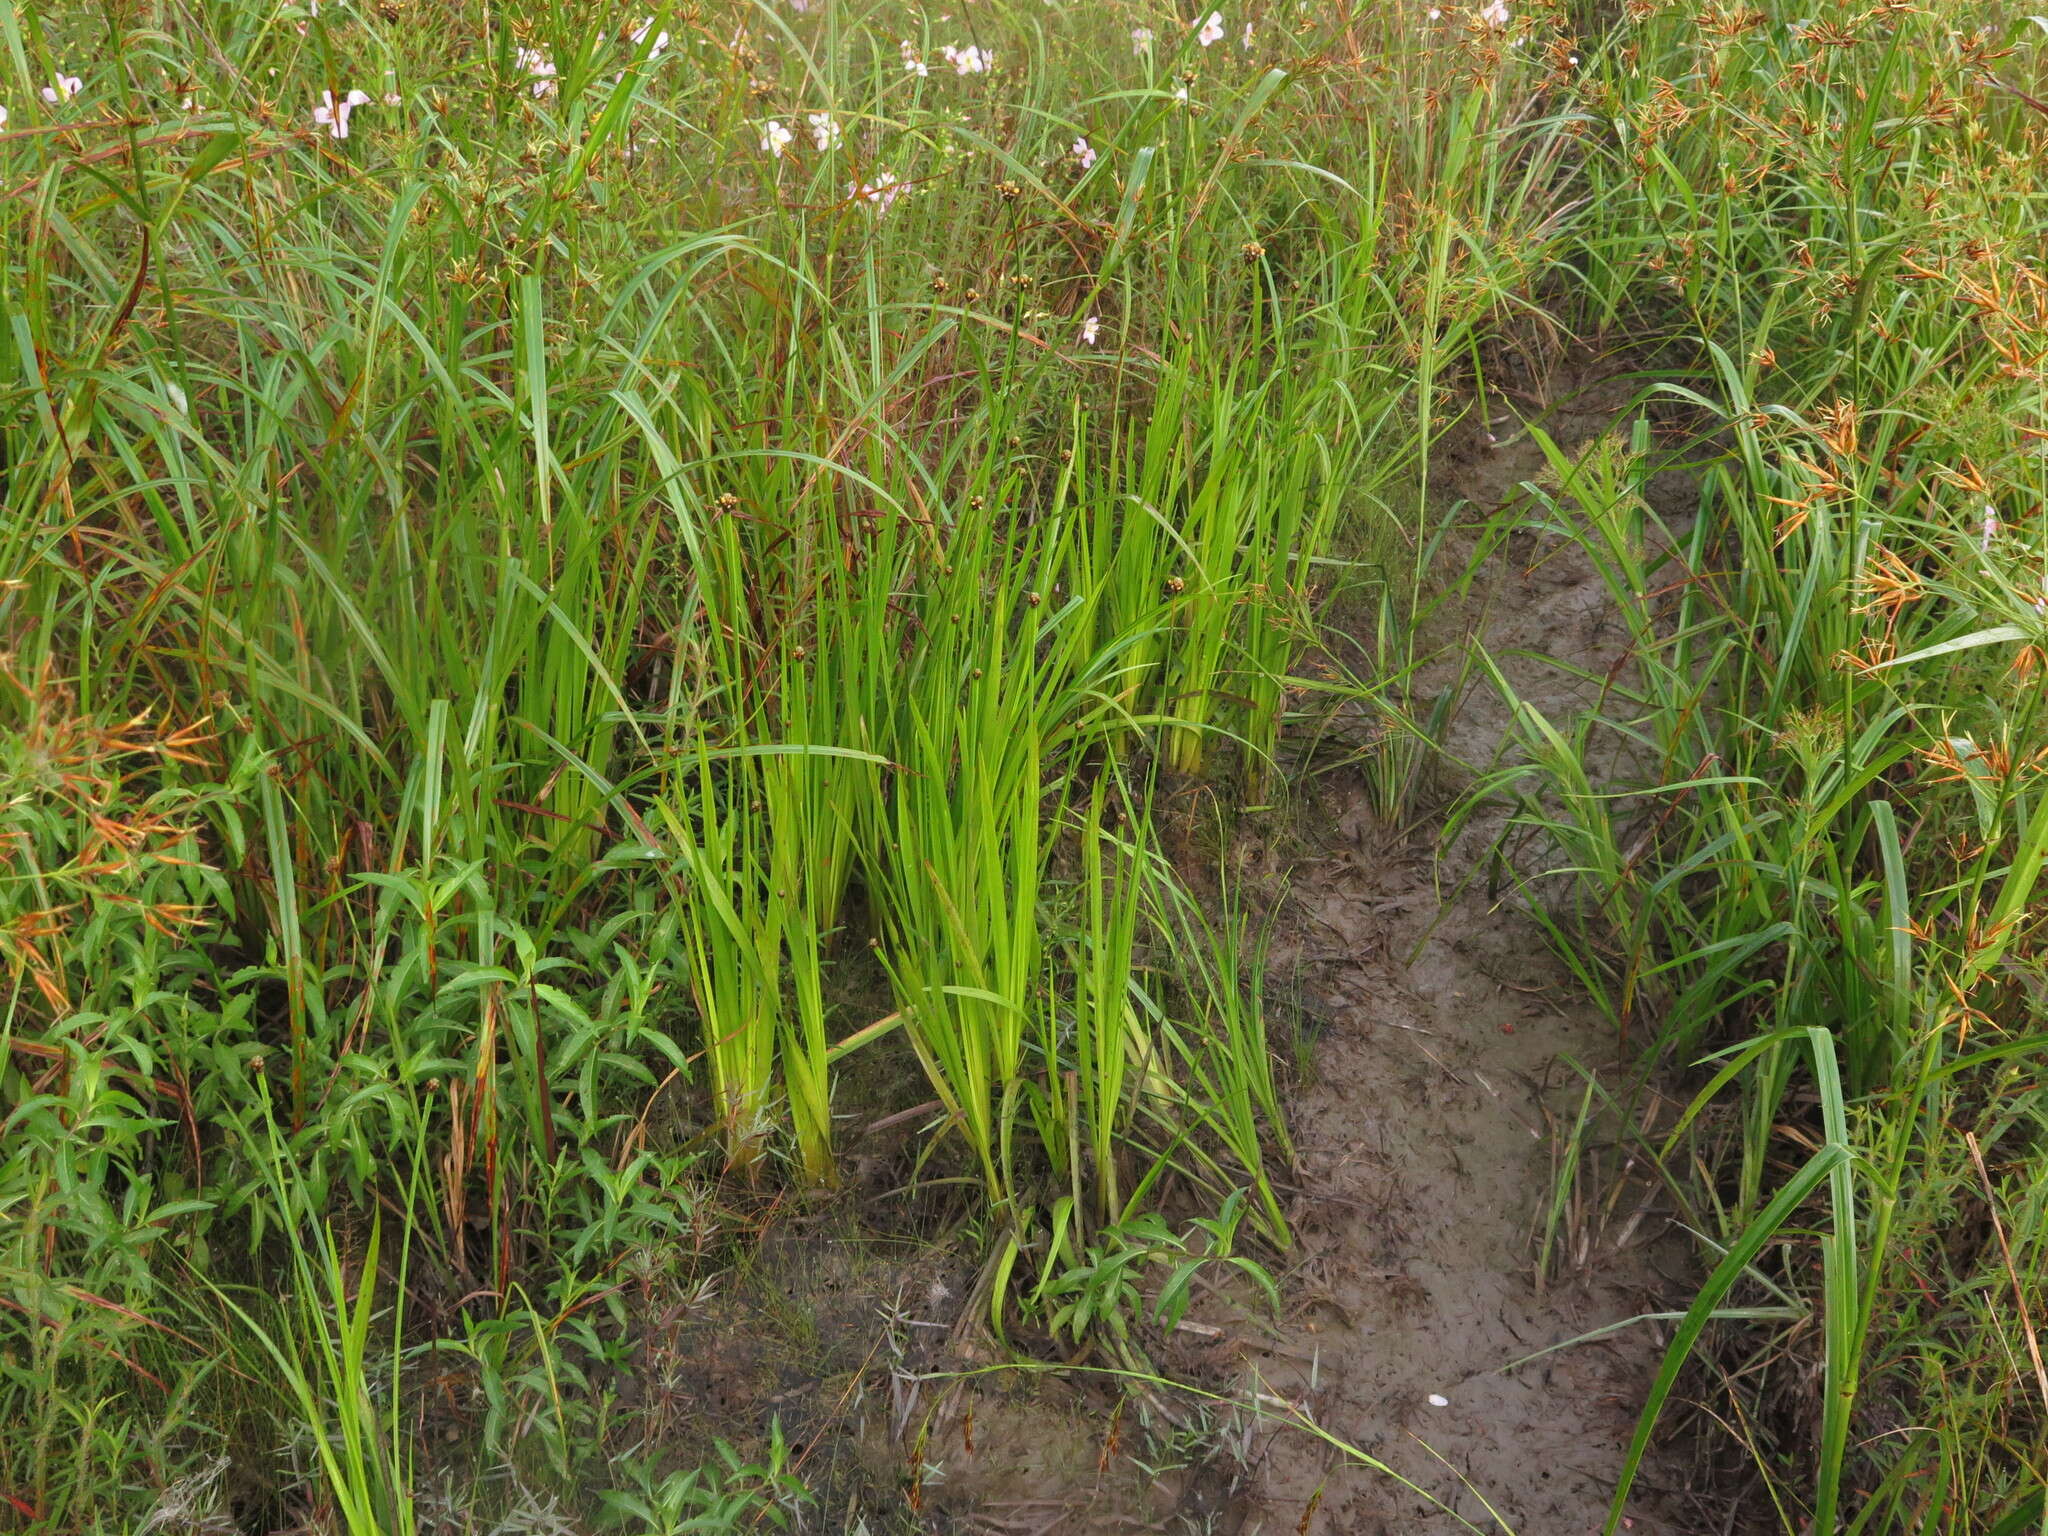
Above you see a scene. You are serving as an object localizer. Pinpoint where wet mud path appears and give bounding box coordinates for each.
[1226,371,1702,1534]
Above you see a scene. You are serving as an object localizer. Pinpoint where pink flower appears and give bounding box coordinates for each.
[1196,11,1224,46]
[807,111,840,151]
[1131,26,1154,51]
[940,43,990,74]
[312,88,371,138]
[901,39,929,76]
[1080,315,1100,345]
[516,47,558,98]
[761,118,793,156]
[849,170,902,213]
[1071,136,1096,170]
[42,75,83,104]
[1479,0,1510,26]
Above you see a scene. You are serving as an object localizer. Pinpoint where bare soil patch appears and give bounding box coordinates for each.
[1206,364,1706,1535]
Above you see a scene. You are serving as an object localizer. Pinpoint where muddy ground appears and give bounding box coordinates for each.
[607,366,1737,1536]
[1224,364,1707,1535]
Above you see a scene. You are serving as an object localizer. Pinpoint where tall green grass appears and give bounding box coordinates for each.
[1469,0,2048,1519]
[13,0,2032,1526]
[0,0,1593,1521]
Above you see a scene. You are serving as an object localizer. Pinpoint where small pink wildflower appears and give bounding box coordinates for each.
[42,75,83,104]
[312,88,371,138]
[901,39,930,75]
[940,43,991,73]
[1080,315,1100,345]
[761,118,794,156]
[1131,26,1155,51]
[849,170,902,213]
[1196,11,1224,46]
[516,46,558,98]
[807,111,840,150]
[1071,136,1096,170]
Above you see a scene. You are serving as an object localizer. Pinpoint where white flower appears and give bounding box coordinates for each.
[516,46,559,98]
[1131,26,1155,50]
[807,111,840,150]
[1982,504,1999,551]
[180,92,200,111]
[42,75,83,104]
[1196,11,1224,46]
[1071,136,1096,170]
[1479,0,1510,26]
[849,170,902,212]
[1172,82,1190,102]
[761,118,793,156]
[900,39,929,75]
[312,88,371,138]
[1241,20,1255,46]
[1080,315,1100,345]
[941,43,990,73]
[628,18,670,55]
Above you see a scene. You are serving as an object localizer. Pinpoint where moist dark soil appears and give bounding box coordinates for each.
[1215,362,1706,1534]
